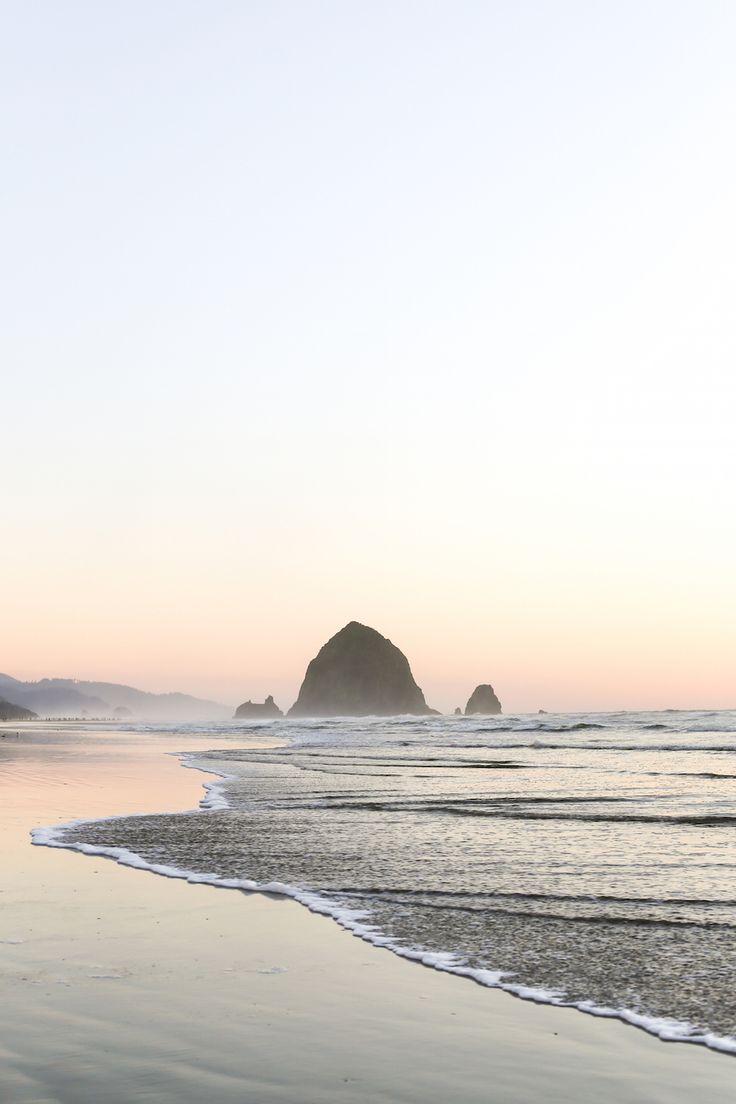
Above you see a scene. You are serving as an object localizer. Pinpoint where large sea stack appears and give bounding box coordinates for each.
[234,695,283,719]
[288,621,433,717]
[465,684,502,715]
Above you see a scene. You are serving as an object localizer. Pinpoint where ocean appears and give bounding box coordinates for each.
[34,711,736,1054]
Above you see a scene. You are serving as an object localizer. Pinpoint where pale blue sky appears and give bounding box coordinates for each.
[3,2,735,711]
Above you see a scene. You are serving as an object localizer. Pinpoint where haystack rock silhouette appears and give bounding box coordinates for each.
[465,684,502,715]
[234,695,283,719]
[288,621,434,717]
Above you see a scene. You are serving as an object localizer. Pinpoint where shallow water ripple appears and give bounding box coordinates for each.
[49,711,736,1052]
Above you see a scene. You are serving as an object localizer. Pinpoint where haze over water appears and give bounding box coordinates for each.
[48,710,736,1053]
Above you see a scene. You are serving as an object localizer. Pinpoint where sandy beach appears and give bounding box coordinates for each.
[1,723,734,1104]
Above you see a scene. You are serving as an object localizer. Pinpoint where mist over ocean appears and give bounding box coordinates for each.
[50,711,736,1052]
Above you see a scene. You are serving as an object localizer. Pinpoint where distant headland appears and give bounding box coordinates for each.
[0,672,230,722]
[0,698,38,722]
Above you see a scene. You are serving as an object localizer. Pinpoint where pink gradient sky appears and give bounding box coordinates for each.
[3,3,735,713]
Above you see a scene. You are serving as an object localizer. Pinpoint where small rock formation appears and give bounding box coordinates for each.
[464,684,502,716]
[0,699,38,722]
[288,621,433,717]
[453,707,462,716]
[114,705,133,717]
[234,695,283,719]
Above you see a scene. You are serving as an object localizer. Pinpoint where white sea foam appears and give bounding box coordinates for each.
[30,749,736,1057]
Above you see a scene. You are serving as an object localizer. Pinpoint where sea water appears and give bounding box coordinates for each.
[34,711,736,1053]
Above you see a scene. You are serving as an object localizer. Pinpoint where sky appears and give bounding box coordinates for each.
[2,1,735,713]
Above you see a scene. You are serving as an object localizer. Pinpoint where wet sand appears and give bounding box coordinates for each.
[1,724,734,1103]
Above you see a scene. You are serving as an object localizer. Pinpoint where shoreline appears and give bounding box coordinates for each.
[2,724,735,1102]
[35,745,736,1058]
